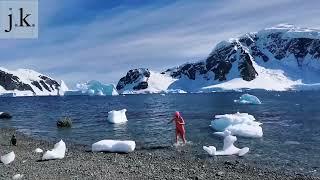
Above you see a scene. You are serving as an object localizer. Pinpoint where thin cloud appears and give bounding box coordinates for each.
[1,0,320,86]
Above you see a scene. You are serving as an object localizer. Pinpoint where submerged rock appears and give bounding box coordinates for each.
[57,117,72,128]
[0,112,12,119]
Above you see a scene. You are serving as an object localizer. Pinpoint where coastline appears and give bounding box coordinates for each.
[0,128,318,180]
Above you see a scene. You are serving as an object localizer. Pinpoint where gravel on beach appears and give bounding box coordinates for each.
[0,128,319,180]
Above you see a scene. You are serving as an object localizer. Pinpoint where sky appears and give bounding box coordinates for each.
[1,0,320,87]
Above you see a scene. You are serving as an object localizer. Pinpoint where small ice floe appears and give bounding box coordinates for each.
[284,141,300,145]
[107,109,128,124]
[34,148,43,153]
[42,140,66,160]
[1,151,15,165]
[203,130,249,156]
[92,140,136,153]
[12,174,24,180]
[234,94,261,105]
[211,112,263,138]
[160,93,166,96]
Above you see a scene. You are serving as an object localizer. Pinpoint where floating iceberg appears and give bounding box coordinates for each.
[65,80,118,96]
[42,140,66,160]
[76,80,118,96]
[107,109,128,124]
[203,130,249,156]
[59,80,69,96]
[211,112,263,138]
[234,94,261,104]
[1,151,15,165]
[92,140,136,153]
[35,148,43,153]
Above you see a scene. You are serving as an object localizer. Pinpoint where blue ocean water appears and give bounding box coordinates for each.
[0,92,319,174]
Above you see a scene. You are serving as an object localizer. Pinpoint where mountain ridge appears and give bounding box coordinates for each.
[116,24,320,93]
[0,67,68,96]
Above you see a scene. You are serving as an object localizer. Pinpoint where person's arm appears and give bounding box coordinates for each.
[178,118,185,125]
[168,118,174,124]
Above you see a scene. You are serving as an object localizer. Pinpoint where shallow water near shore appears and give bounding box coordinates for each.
[0,91,319,176]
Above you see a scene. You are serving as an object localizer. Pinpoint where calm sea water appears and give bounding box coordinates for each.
[0,92,319,174]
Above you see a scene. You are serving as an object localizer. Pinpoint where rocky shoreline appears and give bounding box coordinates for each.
[0,128,318,180]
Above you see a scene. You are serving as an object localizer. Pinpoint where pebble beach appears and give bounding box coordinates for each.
[0,128,319,180]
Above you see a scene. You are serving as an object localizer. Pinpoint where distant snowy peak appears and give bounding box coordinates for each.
[117,25,320,93]
[0,67,68,96]
[116,68,151,92]
[116,68,176,94]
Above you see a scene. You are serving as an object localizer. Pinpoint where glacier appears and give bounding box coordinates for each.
[211,112,263,138]
[234,94,262,104]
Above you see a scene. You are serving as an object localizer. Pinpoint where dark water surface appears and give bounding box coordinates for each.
[0,92,319,175]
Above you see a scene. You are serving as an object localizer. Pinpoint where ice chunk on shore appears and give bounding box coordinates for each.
[203,130,249,156]
[107,109,128,124]
[42,140,66,160]
[35,148,43,153]
[211,112,263,138]
[1,151,15,165]
[92,140,136,153]
[234,94,261,104]
[12,174,24,180]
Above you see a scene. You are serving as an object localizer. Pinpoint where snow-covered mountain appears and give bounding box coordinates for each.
[116,24,320,93]
[116,68,177,94]
[0,67,68,96]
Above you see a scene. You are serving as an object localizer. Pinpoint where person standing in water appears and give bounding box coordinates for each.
[168,111,186,144]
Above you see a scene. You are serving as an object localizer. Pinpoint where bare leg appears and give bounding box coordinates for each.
[175,131,179,144]
[181,133,186,144]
